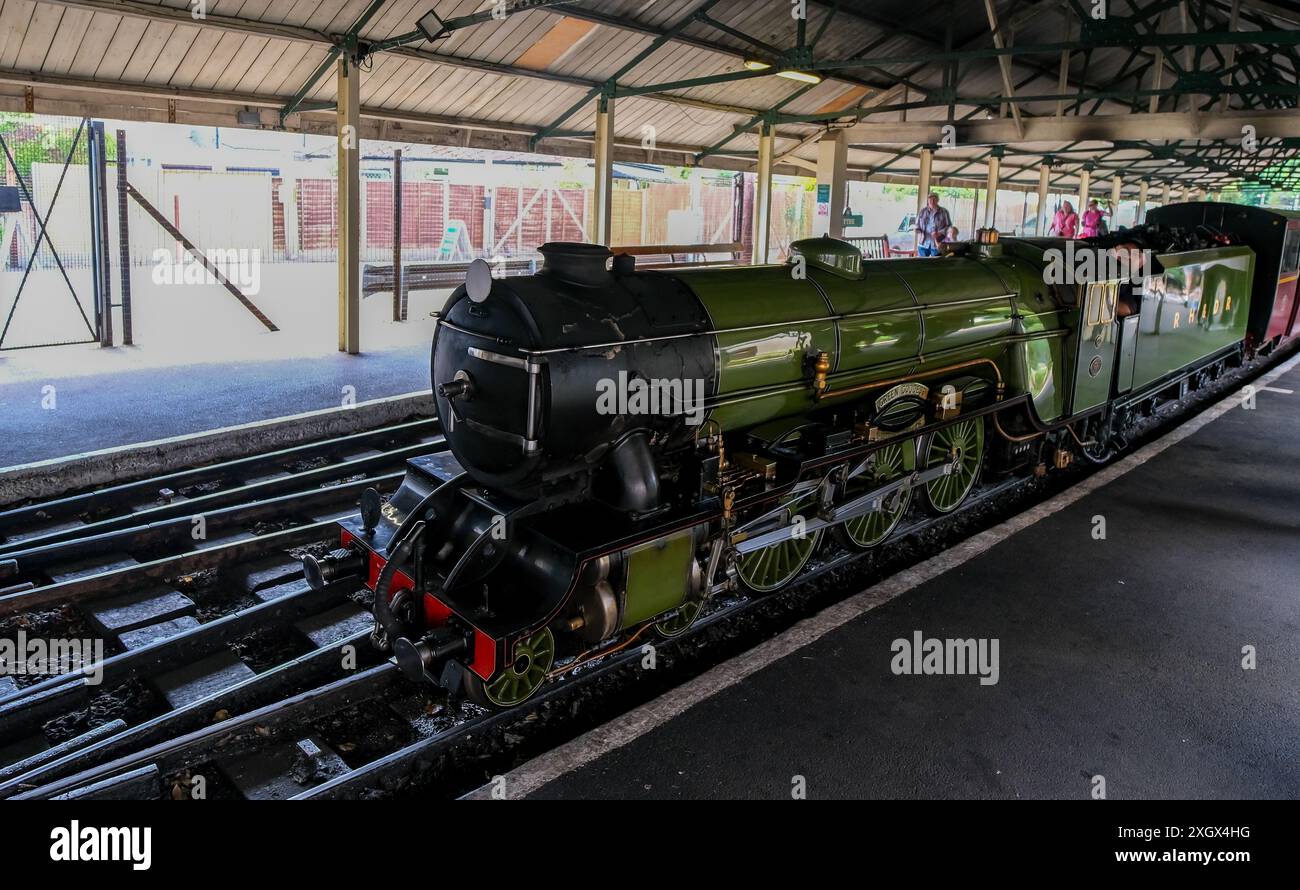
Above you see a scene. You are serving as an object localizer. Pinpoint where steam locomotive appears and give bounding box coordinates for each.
[305,203,1299,708]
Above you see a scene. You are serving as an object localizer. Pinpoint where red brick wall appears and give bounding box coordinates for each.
[271,177,287,255]
[297,179,337,252]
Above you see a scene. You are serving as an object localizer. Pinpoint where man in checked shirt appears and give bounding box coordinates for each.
[914,192,952,257]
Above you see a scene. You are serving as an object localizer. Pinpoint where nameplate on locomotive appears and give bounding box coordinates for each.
[875,382,929,412]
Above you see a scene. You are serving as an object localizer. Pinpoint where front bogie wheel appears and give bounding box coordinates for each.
[462,627,555,708]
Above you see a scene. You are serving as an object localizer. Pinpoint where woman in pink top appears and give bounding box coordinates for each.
[1080,200,1105,238]
[1050,201,1078,238]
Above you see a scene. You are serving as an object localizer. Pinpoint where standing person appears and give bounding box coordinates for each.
[1049,201,1078,238]
[1080,199,1106,238]
[914,193,952,257]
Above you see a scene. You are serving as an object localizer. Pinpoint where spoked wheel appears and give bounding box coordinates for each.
[655,599,702,638]
[835,440,915,550]
[921,419,985,514]
[735,483,824,595]
[736,530,821,594]
[463,627,554,708]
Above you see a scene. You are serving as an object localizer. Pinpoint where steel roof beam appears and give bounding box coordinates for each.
[30,0,765,125]
[841,108,1300,144]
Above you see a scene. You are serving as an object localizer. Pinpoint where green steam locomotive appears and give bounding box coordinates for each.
[313,221,1263,708]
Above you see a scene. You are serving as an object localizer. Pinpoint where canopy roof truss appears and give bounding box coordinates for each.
[0,0,1295,193]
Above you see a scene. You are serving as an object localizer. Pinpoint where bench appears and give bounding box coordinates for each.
[845,235,913,259]
[361,258,538,302]
[612,242,744,269]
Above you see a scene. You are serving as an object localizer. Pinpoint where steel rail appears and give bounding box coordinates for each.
[0,422,442,552]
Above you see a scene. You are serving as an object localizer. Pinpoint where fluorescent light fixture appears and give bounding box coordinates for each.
[416,10,445,41]
[776,69,822,84]
[743,59,773,71]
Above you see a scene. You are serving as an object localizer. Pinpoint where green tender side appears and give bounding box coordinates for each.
[620,528,696,630]
[1132,245,1254,391]
[670,238,1070,433]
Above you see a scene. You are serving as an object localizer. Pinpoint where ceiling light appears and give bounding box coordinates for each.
[776,69,822,84]
[744,59,773,71]
[416,10,446,42]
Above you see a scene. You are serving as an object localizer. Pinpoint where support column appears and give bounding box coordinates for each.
[983,153,1001,230]
[751,121,775,265]
[1035,163,1051,236]
[916,147,933,219]
[813,130,848,238]
[482,157,495,256]
[284,174,301,260]
[1137,181,1149,224]
[590,93,615,246]
[115,129,133,347]
[393,149,404,323]
[1076,167,1091,214]
[337,55,361,355]
[1110,176,1122,216]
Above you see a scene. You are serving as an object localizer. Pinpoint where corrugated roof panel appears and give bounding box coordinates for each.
[94,15,149,82]
[13,0,61,71]
[144,22,199,85]
[163,21,224,88]
[118,20,177,82]
[254,42,323,96]
[0,0,38,69]
[187,30,250,90]
[0,0,1287,188]
[39,6,94,74]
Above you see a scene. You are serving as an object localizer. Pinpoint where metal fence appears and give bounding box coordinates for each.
[0,114,100,350]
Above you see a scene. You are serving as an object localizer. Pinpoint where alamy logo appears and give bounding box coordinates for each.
[595,371,705,426]
[1043,243,1152,289]
[1,631,104,685]
[49,821,151,871]
[151,247,262,294]
[890,630,1000,685]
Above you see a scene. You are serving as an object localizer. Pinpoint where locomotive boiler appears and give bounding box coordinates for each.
[310,221,1266,708]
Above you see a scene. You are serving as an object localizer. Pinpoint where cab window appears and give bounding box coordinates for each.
[1085,282,1118,325]
[1282,225,1300,275]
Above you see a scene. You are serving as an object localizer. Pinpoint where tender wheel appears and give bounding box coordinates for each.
[920,419,984,514]
[462,627,554,708]
[835,440,914,550]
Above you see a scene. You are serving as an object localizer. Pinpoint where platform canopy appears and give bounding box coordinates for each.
[2,0,1297,195]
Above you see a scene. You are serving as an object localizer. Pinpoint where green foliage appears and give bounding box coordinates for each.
[0,114,93,183]
[880,183,917,199]
[931,186,975,200]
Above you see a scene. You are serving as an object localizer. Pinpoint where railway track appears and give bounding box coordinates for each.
[0,417,444,553]
[0,345,1290,800]
[0,416,445,797]
[0,473,1025,801]
[0,417,445,616]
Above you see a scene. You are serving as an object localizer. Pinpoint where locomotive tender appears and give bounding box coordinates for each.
[308,207,1288,708]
